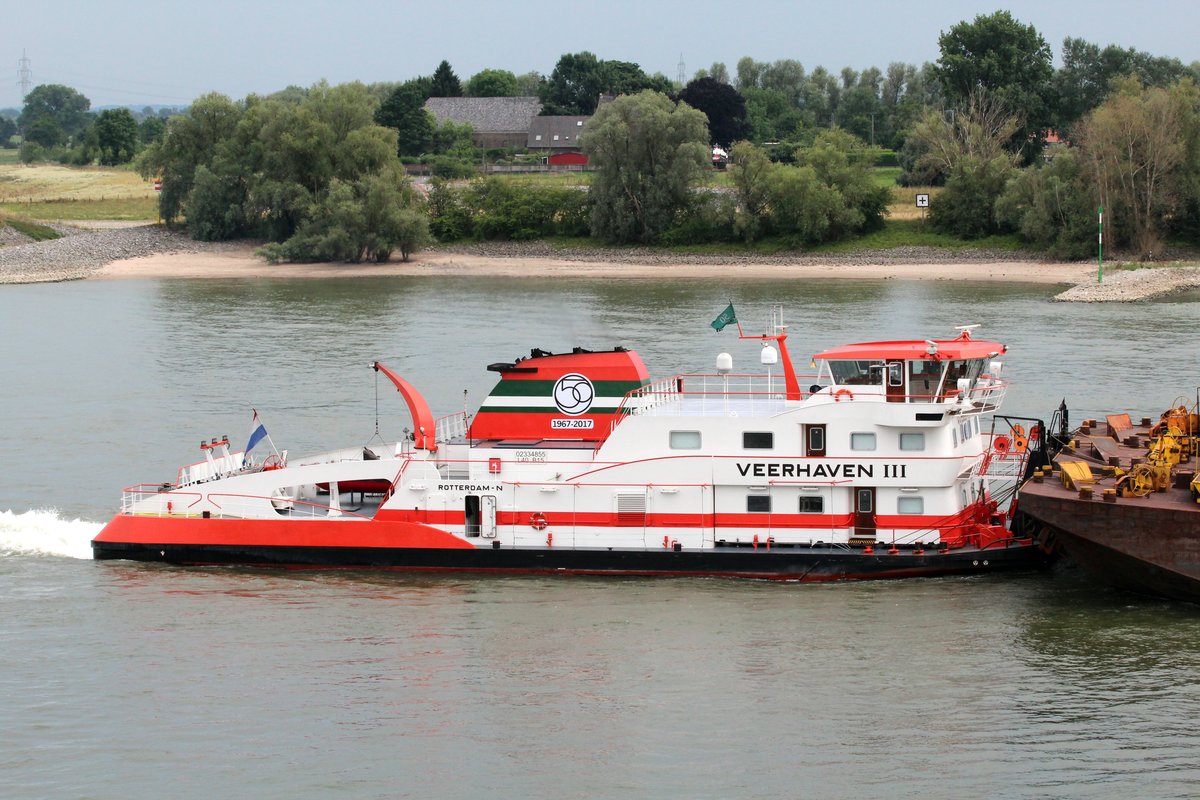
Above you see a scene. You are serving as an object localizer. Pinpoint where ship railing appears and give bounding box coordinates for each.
[958,378,1009,413]
[204,492,375,520]
[120,483,378,520]
[615,373,818,425]
[436,411,469,442]
[121,484,201,514]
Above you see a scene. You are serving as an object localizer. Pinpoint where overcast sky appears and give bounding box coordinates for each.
[4,0,1197,110]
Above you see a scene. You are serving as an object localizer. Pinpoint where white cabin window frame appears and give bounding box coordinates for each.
[899,432,926,451]
[850,432,877,451]
[897,495,924,515]
[670,430,702,449]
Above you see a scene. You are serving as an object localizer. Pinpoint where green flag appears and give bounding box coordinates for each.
[710,303,737,332]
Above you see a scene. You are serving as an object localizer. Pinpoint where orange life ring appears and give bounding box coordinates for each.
[834,388,854,402]
[530,513,548,531]
[1013,436,1028,451]
[993,435,1011,453]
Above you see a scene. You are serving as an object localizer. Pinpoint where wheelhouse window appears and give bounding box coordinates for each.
[909,359,942,401]
[747,495,771,513]
[827,360,884,386]
[670,430,701,449]
[942,359,987,396]
[897,496,924,515]
[798,496,824,513]
[899,433,926,451]
[850,432,877,451]
[743,431,774,449]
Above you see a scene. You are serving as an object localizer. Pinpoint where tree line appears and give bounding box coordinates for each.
[6,10,1199,260]
[3,84,175,165]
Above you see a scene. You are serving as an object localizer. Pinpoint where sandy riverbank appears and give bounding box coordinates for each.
[92,241,1098,284]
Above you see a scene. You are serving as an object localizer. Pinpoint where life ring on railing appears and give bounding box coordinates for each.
[834,388,854,402]
[262,454,283,471]
[993,435,1011,453]
[530,512,548,531]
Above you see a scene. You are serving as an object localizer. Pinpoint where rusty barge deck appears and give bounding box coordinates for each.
[1017,412,1200,603]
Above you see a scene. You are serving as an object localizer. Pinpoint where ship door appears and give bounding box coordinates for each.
[481,495,497,538]
[805,424,826,457]
[465,495,497,538]
[853,487,876,543]
[886,362,905,403]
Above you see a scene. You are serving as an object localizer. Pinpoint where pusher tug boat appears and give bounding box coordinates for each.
[93,310,1048,580]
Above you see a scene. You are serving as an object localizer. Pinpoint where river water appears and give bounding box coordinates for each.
[3,275,1199,798]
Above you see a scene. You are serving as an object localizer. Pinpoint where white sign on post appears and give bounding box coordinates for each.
[915,193,930,208]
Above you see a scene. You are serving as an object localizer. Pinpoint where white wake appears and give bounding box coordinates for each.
[0,509,101,559]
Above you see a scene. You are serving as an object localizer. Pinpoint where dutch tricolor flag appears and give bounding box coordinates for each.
[243,409,269,466]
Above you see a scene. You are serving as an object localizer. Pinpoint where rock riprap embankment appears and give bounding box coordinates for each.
[0,224,205,284]
[434,240,1043,267]
[1054,266,1200,302]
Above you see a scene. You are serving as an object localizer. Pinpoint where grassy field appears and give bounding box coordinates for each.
[0,215,61,240]
[0,159,158,220]
[887,185,942,221]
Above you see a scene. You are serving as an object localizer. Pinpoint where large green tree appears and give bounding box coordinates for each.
[678,77,749,147]
[580,90,709,243]
[93,108,139,165]
[19,84,91,140]
[1054,37,1189,130]
[430,61,463,97]
[540,52,605,114]
[465,69,519,97]
[140,81,428,263]
[1075,79,1199,257]
[138,92,242,225]
[375,82,433,156]
[935,11,1053,156]
[540,52,669,115]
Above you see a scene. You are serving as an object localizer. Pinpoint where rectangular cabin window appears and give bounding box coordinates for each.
[897,496,924,515]
[888,362,904,387]
[952,428,958,447]
[899,433,926,451]
[798,496,824,513]
[806,425,826,457]
[743,431,774,449]
[670,430,701,449]
[851,432,877,451]
[747,495,771,513]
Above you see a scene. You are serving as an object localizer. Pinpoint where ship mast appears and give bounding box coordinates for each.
[737,306,801,401]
